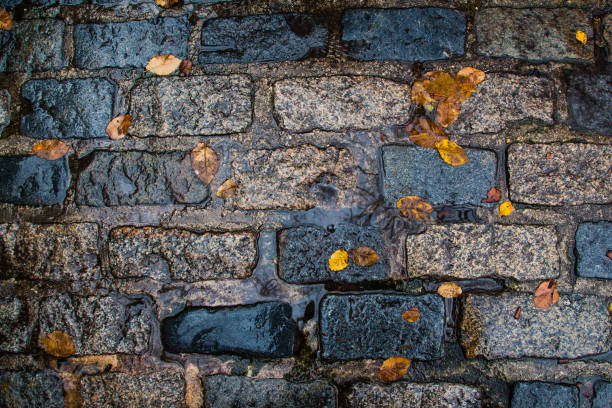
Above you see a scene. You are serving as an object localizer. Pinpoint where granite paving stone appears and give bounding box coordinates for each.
[575,222,612,279]
[0,297,37,352]
[0,89,9,136]
[0,370,63,408]
[511,382,579,408]
[593,382,612,408]
[603,15,612,63]
[566,71,612,135]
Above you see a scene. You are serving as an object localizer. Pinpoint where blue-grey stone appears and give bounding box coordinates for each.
[200,14,328,64]
[0,370,63,408]
[320,293,444,360]
[576,222,612,279]
[161,302,297,357]
[593,382,612,408]
[0,89,9,136]
[0,0,22,8]
[0,156,69,206]
[511,382,579,408]
[381,145,497,207]
[567,71,612,136]
[74,17,189,69]
[21,78,116,139]
[342,8,466,62]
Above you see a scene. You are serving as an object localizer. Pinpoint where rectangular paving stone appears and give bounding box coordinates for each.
[0,89,9,136]
[21,78,116,139]
[74,17,189,69]
[80,372,185,408]
[76,151,209,206]
[346,382,481,408]
[38,294,151,355]
[0,155,69,206]
[446,73,554,135]
[342,8,465,62]
[0,370,63,408]
[511,382,579,408]
[406,223,559,281]
[460,294,611,359]
[204,376,336,408]
[381,145,497,207]
[320,294,444,360]
[604,14,612,63]
[475,8,593,62]
[230,145,357,210]
[0,223,100,282]
[200,14,328,64]
[129,76,252,137]
[0,297,37,352]
[273,76,411,132]
[508,143,612,205]
[567,71,612,135]
[109,227,257,282]
[593,382,612,408]
[575,222,612,279]
[161,302,296,357]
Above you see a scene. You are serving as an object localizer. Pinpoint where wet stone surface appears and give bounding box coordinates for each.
[162,302,297,357]
[21,78,116,139]
[593,382,612,408]
[511,382,579,408]
[566,71,612,135]
[0,89,9,136]
[76,151,209,206]
[200,14,328,63]
[604,15,612,63]
[342,8,465,62]
[575,222,612,279]
[108,227,257,282]
[0,155,69,206]
[406,223,559,281]
[0,297,36,352]
[508,143,612,205]
[381,145,497,207]
[204,376,337,408]
[0,370,64,408]
[460,294,611,359]
[320,294,444,360]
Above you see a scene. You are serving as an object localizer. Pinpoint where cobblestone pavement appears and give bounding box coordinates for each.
[0,0,611,407]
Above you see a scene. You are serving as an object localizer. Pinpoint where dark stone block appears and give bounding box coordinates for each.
[21,78,116,139]
[320,293,444,360]
[0,0,23,7]
[161,302,297,357]
[593,382,612,408]
[567,71,612,135]
[200,14,328,63]
[342,8,465,62]
[575,222,612,279]
[511,382,579,408]
[279,224,388,284]
[0,155,69,206]
[0,370,63,408]
[0,89,9,136]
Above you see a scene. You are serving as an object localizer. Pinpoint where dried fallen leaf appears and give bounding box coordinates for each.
[437,282,462,298]
[106,114,131,140]
[411,81,436,112]
[407,117,448,149]
[514,307,521,319]
[456,67,486,86]
[435,95,462,127]
[191,143,219,184]
[435,139,469,166]
[0,8,12,30]
[155,0,178,8]
[216,178,237,199]
[402,307,420,323]
[606,250,612,260]
[378,357,411,382]
[329,249,348,272]
[498,201,514,217]
[32,140,70,160]
[396,196,433,219]
[576,30,587,45]
[41,331,75,358]
[351,247,380,267]
[145,54,182,76]
[180,59,193,75]
[534,280,559,309]
[482,187,501,203]
[609,302,612,314]
[423,71,459,100]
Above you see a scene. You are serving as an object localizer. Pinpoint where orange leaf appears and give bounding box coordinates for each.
[513,307,521,319]
[145,55,182,75]
[437,282,462,298]
[402,307,420,323]
[106,114,131,140]
[456,67,486,86]
[411,81,436,112]
[498,201,513,217]
[191,143,219,184]
[534,280,559,309]
[180,59,193,75]
[0,8,12,30]
[576,30,587,45]
[216,178,237,199]
[435,96,462,127]
[41,331,75,358]
[350,247,380,267]
[329,249,348,271]
[32,140,70,161]
[422,71,459,100]
[378,357,411,382]
[155,0,178,8]
[396,196,433,219]
[435,139,469,166]
[481,187,501,203]
[406,117,448,149]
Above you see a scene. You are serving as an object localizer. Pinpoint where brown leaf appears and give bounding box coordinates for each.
[0,8,12,30]
[216,178,237,199]
[191,143,219,184]
[396,196,433,219]
[350,247,380,267]
[435,95,462,127]
[377,357,411,382]
[180,59,193,75]
[437,282,463,298]
[145,54,182,75]
[422,71,460,100]
[411,81,436,112]
[402,307,420,323]
[41,331,75,358]
[481,187,501,203]
[456,67,486,85]
[106,114,131,140]
[607,250,612,260]
[513,307,521,319]
[435,139,469,166]
[534,280,559,309]
[534,280,556,297]
[155,0,178,8]
[32,140,70,160]
[406,117,448,149]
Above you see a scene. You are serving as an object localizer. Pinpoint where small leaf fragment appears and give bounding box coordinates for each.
[106,114,131,140]
[482,187,501,203]
[180,59,193,75]
[145,54,182,76]
[513,307,521,319]
[402,307,420,323]
[32,140,70,160]
[155,0,178,8]
[378,357,411,382]
[41,331,75,358]
[437,282,462,298]
[411,81,436,112]
[498,201,514,217]
[407,117,448,149]
[435,139,469,166]
[576,30,588,45]
[534,280,559,309]
[606,250,612,260]
[456,67,486,85]
[350,247,380,267]
[435,95,462,127]
[396,196,433,219]
[329,249,348,272]
[0,8,12,30]
[216,178,237,199]
[191,143,219,185]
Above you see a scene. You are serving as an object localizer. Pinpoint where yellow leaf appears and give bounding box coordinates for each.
[378,357,411,382]
[191,143,219,185]
[498,201,513,217]
[145,55,182,76]
[576,30,587,45]
[435,95,462,127]
[437,282,462,298]
[155,0,178,8]
[106,114,131,140]
[329,249,348,271]
[402,308,420,323]
[406,117,448,149]
[396,196,433,219]
[435,139,469,166]
[32,140,70,161]
[216,178,237,199]
[41,331,75,358]
[411,81,436,112]
[350,247,380,267]
[0,8,12,30]
[456,67,486,85]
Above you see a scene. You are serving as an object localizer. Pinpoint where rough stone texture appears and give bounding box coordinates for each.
[446,73,554,135]
[273,76,411,132]
[74,17,189,69]
[76,151,209,206]
[0,223,100,281]
[0,155,69,206]
[108,227,257,281]
[231,145,357,210]
[0,89,9,136]
[508,143,612,205]
[37,294,151,355]
[342,8,465,62]
[593,382,612,408]
[129,76,252,137]
[204,376,336,408]
[0,20,66,72]
[0,370,63,408]
[0,297,36,352]
[162,302,296,357]
[460,294,611,359]
[604,15,612,63]
[575,222,612,279]
[566,71,612,135]
[80,372,185,408]
[320,294,444,360]
[475,8,593,62]
[346,382,482,408]
[381,145,496,207]
[511,382,579,408]
[21,78,116,139]
[279,224,387,283]
[406,224,559,281]
[200,14,328,63]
